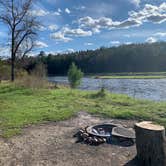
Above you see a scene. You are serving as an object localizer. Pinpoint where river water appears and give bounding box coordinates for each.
[48,76,166,101]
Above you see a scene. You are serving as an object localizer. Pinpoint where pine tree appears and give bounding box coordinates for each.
[68,63,83,88]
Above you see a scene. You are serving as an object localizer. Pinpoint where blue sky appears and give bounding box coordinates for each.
[0,0,166,56]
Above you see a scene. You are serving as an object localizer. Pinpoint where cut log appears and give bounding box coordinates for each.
[135,121,166,166]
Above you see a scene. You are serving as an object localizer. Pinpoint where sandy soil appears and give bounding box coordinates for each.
[0,112,137,166]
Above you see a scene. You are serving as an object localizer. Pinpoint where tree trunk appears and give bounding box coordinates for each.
[11,29,15,82]
[11,54,15,82]
[135,121,166,166]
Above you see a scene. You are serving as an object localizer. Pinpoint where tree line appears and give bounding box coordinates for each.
[24,42,166,75]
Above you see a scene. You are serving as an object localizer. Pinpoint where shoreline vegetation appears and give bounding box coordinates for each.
[94,75,166,79]
[0,82,166,138]
[92,72,166,79]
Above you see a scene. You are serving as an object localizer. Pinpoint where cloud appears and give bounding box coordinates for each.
[48,25,58,31]
[50,32,72,42]
[58,8,62,13]
[52,8,62,16]
[65,8,71,14]
[50,27,92,43]
[78,3,166,34]
[53,11,61,16]
[124,42,132,45]
[62,27,92,37]
[38,25,47,31]
[78,16,141,32]
[129,0,140,7]
[67,48,75,53]
[79,16,117,31]
[35,41,48,48]
[146,14,166,23]
[145,37,157,43]
[153,32,166,37]
[110,41,120,45]
[115,19,142,28]
[30,9,49,17]
[84,42,94,46]
[129,3,166,24]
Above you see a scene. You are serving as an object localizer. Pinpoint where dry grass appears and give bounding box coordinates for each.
[15,75,52,89]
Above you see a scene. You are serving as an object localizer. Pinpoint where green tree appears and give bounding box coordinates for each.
[68,63,83,88]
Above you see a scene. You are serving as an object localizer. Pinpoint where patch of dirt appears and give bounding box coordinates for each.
[0,112,137,166]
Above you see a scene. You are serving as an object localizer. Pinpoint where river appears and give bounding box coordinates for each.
[48,76,166,101]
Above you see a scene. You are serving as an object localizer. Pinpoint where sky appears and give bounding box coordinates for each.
[0,0,166,56]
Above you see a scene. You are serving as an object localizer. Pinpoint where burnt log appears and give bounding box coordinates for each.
[135,121,166,166]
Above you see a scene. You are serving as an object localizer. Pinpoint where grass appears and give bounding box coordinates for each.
[94,75,166,79]
[92,72,166,79]
[0,82,166,138]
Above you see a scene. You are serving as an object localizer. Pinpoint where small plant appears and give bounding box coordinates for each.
[68,62,83,88]
[97,86,107,97]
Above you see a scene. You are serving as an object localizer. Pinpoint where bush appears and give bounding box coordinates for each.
[68,62,83,88]
[15,63,54,89]
[96,87,107,97]
[30,63,47,78]
[0,63,10,80]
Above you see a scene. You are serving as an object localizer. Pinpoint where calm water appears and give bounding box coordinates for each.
[48,76,166,101]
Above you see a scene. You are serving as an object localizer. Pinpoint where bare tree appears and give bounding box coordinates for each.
[0,0,38,81]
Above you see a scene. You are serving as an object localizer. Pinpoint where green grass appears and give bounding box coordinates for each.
[0,82,166,138]
[91,71,166,79]
[94,75,166,79]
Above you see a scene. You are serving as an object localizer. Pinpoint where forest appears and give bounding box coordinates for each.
[32,42,166,75]
[2,42,166,76]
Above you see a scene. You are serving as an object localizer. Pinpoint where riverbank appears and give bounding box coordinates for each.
[92,72,166,79]
[94,75,166,79]
[0,82,166,138]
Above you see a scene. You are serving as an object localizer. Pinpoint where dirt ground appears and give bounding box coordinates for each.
[0,112,138,166]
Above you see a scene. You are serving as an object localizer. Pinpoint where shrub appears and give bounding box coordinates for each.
[97,87,107,97]
[68,62,83,88]
[15,63,54,89]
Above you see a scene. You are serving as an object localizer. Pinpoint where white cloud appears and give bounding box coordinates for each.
[50,27,92,42]
[110,41,120,45]
[67,48,75,53]
[52,8,62,16]
[78,16,141,32]
[48,25,58,31]
[53,11,61,16]
[65,8,71,14]
[115,19,142,28]
[84,42,94,46]
[38,25,47,31]
[153,32,166,37]
[124,42,132,45]
[51,27,92,42]
[62,27,92,37]
[35,41,48,48]
[129,3,166,24]
[58,8,62,13]
[30,9,49,17]
[50,32,72,42]
[145,37,157,43]
[78,3,166,33]
[129,0,140,7]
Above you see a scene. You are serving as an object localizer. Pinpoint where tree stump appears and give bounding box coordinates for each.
[135,121,166,166]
